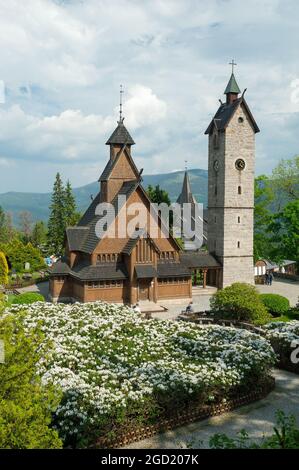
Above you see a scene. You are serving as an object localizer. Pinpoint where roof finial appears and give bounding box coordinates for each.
[118,84,124,124]
[185,160,188,171]
[229,59,237,74]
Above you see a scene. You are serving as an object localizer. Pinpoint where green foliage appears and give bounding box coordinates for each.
[210,282,271,325]
[31,221,48,248]
[254,175,274,262]
[48,173,66,254]
[64,180,79,226]
[269,200,299,269]
[0,251,9,285]
[0,207,15,244]
[147,184,171,205]
[47,174,78,254]
[0,239,45,273]
[254,156,299,265]
[271,155,299,210]
[260,293,290,317]
[11,292,45,305]
[18,211,33,243]
[209,411,299,449]
[0,314,62,448]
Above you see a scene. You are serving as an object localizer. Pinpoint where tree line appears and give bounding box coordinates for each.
[0,174,80,282]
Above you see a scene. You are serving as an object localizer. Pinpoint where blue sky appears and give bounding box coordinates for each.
[0,0,299,193]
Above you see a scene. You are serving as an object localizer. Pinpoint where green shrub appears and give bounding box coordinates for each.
[210,282,271,325]
[0,251,8,285]
[209,411,299,449]
[11,292,45,305]
[260,293,290,317]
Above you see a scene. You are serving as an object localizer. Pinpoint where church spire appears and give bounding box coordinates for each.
[106,85,135,147]
[176,167,197,205]
[224,59,241,104]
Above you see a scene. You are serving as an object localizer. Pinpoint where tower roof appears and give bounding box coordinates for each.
[106,119,135,145]
[224,73,241,95]
[176,170,197,205]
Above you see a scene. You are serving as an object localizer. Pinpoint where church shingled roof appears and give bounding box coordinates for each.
[204,97,260,135]
[176,170,197,205]
[224,73,241,95]
[106,120,135,145]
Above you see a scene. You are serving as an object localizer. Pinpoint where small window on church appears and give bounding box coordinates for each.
[214,216,217,223]
[238,186,242,195]
[213,133,219,149]
[238,216,241,223]
[215,185,217,196]
[237,241,240,248]
[238,117,244,123]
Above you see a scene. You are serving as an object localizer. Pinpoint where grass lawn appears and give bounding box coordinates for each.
[268,311,299,322]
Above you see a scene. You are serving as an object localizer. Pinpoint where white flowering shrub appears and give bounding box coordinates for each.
[5,301,276,447]
[264,321,299,348]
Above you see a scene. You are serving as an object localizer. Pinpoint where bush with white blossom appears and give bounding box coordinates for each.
[4,301,276,447]
[264,322,299,373]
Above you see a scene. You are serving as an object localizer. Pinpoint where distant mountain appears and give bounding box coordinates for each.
[0,169,208,224]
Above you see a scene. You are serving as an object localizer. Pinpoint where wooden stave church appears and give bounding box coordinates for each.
[49,117,221,304]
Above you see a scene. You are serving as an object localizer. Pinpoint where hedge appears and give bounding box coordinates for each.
[260,294,290,317]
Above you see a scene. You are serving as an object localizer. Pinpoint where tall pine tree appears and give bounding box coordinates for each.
[64,180,78,226]
[47,173,66,254]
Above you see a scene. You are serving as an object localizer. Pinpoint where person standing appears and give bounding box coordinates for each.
[269,272,273,286]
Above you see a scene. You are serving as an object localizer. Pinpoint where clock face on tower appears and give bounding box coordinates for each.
[213,160,219,172]
[235,158,246,171]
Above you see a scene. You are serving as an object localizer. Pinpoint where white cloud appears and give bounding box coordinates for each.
[0,0,299,192]
[123,85,167,129]
[0,85,167,165]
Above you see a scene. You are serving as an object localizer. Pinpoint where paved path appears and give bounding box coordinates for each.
[17,281,50,300]
[154,279,299,320]
[257,279,299,306]
[125,369,299,449]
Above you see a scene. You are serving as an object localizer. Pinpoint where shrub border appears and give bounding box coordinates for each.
[95,375,275,448]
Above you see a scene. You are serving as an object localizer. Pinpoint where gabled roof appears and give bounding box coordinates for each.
[99,144,139,182]
[106,120,135,145]
[66,227,89,251]
[224,73,241,94]
[205,96,259,135]
[80,180,139,254]
[50,257,71,275]
[176,170,197,205]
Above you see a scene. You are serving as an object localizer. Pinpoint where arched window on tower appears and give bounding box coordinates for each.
[238,185,242,195]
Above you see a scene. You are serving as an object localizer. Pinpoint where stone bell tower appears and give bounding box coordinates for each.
[205,63,260,288]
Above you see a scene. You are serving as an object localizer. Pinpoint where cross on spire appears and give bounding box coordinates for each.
[229,59,237,74]
[119,84,124,123]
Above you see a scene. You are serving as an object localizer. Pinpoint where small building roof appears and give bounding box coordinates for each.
[181,251,221,268]
[106,120,135,145]
[157,261,191,278]
[135,265,157,279]
[224,72,241,95]
[71,262,128,281]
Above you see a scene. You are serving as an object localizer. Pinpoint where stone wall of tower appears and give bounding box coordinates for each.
[208,103,255,288]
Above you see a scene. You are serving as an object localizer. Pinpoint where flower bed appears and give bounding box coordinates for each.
[264,321,299,374]
[4,302,276,448]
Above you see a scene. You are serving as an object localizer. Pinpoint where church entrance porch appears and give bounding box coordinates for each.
[138,279,151,301]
